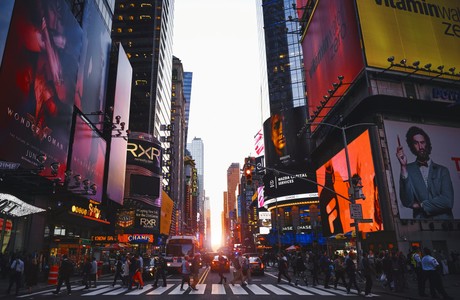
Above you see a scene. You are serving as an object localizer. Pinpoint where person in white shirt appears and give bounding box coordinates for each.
[7,255,24,295]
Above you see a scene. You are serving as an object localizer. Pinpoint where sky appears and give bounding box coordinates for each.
[172,0,263,249]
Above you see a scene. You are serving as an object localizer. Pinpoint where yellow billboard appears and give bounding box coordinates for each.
[160,191,174,235]
[357,0,460,72]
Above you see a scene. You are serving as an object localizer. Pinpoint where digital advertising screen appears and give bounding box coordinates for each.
[74,0,111,127]
[0,0,82,178]
[70,114,106,202]
[316,130,384,237]
[263,106,309,170]
[106,44,132,205]
[125,132,162,207]
[357,0,460,74]
[0,0,15,66]
[384,120,460,220]
[302,0,364,126]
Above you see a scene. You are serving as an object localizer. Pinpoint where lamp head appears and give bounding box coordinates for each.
[332,82,339,89]
[387,56,395,64]
[437,65,444,72]
[424,63,432,69]
[412,61,420,68]
[323,95,329,101]
[337,75,344,81]
[400,59,407,65]
[448,67,456,74]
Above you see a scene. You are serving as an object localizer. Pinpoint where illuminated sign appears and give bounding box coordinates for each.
[91,235,117,242]
[357,0,460,73]
[118,234,154,243]
[0,193,45,217]
[71,200,101,219]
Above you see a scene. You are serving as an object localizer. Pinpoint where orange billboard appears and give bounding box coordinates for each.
[316,130,384,236]
[357,0,460,72]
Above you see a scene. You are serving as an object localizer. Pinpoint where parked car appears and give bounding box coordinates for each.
[210,255,230,273]
[248,256,264,275]
[243,253,261,259]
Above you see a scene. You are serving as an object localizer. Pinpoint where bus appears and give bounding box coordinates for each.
[164,235,200,272]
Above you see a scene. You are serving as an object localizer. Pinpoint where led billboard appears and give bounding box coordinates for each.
[0,0,82,178]
[263,107,308,169]
[74,0,111,128]
[357,0,460,73]
[384,120,459,220]
[125,132,162,207]
[70,114,106,202]
[106,44,132,204]
[0,0,14,66]
[302,0,364,125]
[316,130,384,236]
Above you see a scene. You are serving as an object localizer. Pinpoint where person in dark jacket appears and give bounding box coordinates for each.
[277,252,292,284]
[345,252,362,295]
[52,255,74,295]
[112,256,124,287]
[362,251,376,297]
[82,257,92,289]
[24,256,39,292]
[152,253,167,288]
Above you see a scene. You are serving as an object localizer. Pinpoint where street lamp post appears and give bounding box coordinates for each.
[308,121,375,259]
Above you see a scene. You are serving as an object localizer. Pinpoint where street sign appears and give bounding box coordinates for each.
[349,203,363,219]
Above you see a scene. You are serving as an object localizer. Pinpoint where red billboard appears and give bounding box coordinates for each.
[385,121,460,220]
[302,0,364,125]
[0,0,82,178]
[106,45,132,205]
[69,114,106,202]
[316,130,384,236]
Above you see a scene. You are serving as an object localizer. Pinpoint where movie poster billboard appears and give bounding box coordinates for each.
[263,106,308,170]
[316,130,384,237]
[302,0,364,126]
[0,0,82,178]
[106,44,132,204]
[70,114,106,202]
[384,120,460,220]
[74,0,111,129]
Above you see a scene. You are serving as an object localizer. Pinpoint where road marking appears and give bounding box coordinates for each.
[246,284,269,295]
[278,284,313,295]
[211,284,226,294]
[146,284,175,295]
[262,284,291,295]
[229,284,248,295]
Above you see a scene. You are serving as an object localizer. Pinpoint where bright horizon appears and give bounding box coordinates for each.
[173,0,263,251]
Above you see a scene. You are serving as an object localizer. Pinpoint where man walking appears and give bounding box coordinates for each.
[152,253,167,288]
[7,255,24,296]
[52,255,74,295]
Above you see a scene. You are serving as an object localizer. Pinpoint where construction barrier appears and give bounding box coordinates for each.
[48,265,59,285]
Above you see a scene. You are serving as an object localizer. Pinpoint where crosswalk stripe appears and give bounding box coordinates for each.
[296,285,335,296]
[81,285,111,296]
[124,287,153,295]
[246,284,269,295]
[146,284,175,295]
[211,283,226,294]
[168,285,188,295]
[229,284,248,295]
[263,284,291,295]
[188,284,206,294]
[103,287,128,295]
[278,284,313,295]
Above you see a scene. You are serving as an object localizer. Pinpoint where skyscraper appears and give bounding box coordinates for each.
[112,0,175,161]
[187,137,205,240]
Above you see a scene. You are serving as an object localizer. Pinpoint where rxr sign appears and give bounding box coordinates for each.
[127,143,161,163]
[139,217,157,228]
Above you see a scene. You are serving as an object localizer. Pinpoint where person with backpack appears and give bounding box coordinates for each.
[52,254,74,295]
[277,252,292,284]
[242,254,251,284]
[180,255,195,291]
[320,252,333,288]
[152,253,167,288]
[230,252,245,286]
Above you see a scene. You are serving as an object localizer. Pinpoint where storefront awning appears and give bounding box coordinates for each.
[0,193,46,217]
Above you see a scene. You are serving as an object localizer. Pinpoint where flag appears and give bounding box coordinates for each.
[254,129,264,156]
[257,186,265,208]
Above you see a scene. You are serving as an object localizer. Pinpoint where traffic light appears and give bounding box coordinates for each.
[244,166,252,185]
